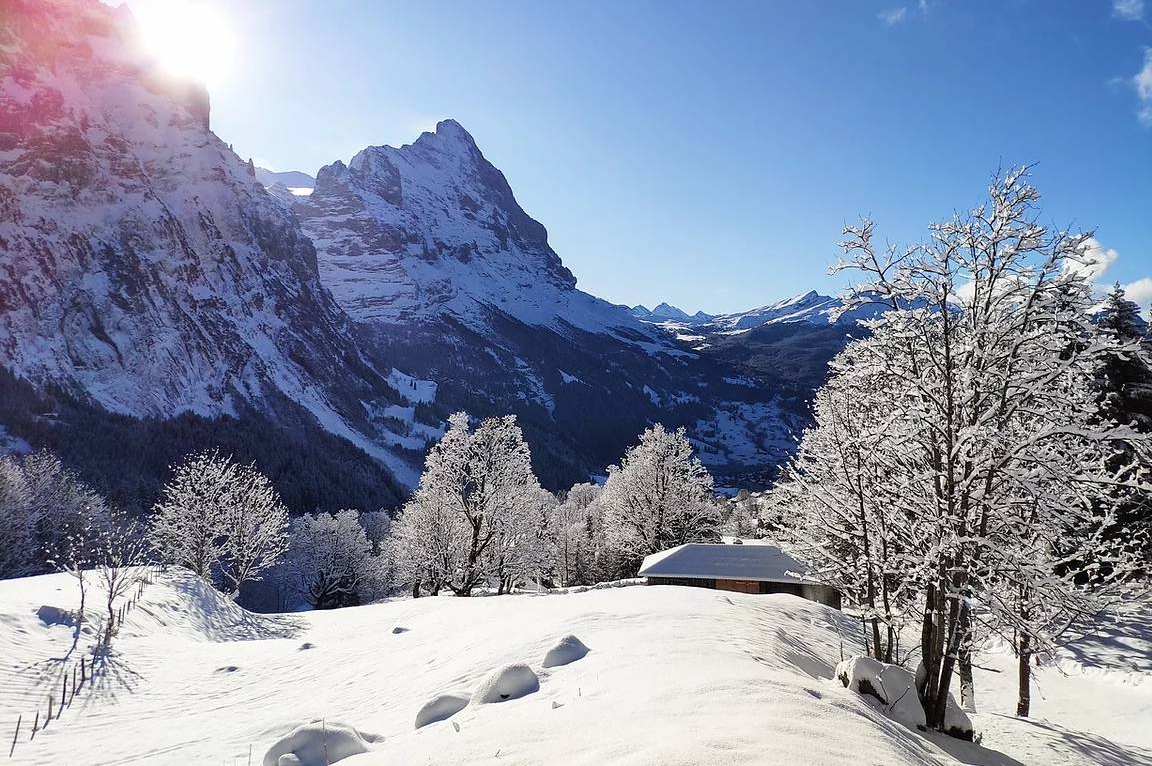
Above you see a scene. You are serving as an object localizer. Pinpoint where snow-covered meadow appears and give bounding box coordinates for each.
[1,569,1148,765]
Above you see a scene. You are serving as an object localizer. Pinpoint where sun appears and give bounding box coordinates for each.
[129,0,235,86]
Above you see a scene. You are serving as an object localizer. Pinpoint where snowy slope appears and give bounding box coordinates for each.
[2,570,1149,766]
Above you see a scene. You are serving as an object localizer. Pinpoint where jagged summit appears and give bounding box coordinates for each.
[296,119,653,334]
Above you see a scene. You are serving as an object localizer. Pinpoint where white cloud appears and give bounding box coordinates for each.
[878,6,908,25]
[1122,277,1152,311]
[1065,237,1120,282]
[1113,0,1146,20]
[917,0,929,13]
[1135,48,1152,126]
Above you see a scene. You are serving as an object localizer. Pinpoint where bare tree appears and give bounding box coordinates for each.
[92,509,148,646]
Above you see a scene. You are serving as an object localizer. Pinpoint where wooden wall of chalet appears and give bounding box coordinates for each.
[646,577,842,609]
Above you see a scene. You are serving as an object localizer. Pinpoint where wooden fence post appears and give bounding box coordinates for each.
[46,696,53,725]
[10,715,21,757]
[30,711,38,739]
[60,674,67,710]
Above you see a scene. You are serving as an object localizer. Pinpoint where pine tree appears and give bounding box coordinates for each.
[1094,283,1152,571]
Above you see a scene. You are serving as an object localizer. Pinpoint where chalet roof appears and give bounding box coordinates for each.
[637,543,814,584]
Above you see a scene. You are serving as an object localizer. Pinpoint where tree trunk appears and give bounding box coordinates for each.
[1017,629,1031,717]
[411,579,421,599]
[916,582,942,722]
[958,608,976,712]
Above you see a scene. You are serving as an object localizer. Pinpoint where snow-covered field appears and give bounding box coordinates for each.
[0,570,1148,765]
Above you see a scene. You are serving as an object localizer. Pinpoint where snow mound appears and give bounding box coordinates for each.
[836,656,972,740]
[263,720,381,766]
[414,693,471,729]
[473,663,540,704]
[542,634,589,668]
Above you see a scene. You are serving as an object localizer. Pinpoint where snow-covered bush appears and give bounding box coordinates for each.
[262,720,380,766]
[836,656,972,740]
[600,424,719,575]
[473,663,539,703]
[149,450,288,597]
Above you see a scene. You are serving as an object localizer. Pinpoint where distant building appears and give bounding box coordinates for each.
[637,543,841,608]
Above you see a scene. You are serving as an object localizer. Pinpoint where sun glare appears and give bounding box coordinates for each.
[130,0,235,86]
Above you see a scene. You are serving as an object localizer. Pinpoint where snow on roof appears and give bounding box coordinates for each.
[638,543,815,584]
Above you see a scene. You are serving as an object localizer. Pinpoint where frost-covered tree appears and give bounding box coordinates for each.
[600,424,718,575]
[148,451,231,581]
[392,413,547,596]
[284,509,382,609]
[20,451,110,574]
[391,484,467,597]
[773,366,914,664]
[217,465,289,598]
[785,167,1152,730]
[721,489,779,539]
[552,482,607,587]
[6,452,112,620]
[149,451,288,597]
[0,456,35,578]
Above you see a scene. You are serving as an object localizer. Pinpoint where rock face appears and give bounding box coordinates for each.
[0,0,427,503]
[297,120,598,329]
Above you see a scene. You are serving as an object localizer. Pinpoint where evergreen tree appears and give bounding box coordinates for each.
[1094,283,1152,571]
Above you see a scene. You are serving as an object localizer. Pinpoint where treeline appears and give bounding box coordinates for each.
[0,367,404,515]
[2,414,752,613]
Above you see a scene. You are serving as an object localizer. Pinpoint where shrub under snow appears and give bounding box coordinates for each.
[262,720,381,766]
[414,693,470,729]
[473,663,540,704]
[542,634,589,668]
[836,655,972,740]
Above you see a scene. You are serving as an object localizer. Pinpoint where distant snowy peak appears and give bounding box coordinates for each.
[296,119,647,337]
[632,303,715,325]
[255,167,315,190]
[705,291,885,331]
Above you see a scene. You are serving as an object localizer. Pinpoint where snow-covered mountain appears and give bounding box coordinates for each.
[0,0,851,502]
[291,121,810,488]
[296,120,645,338]
[0,0,430,505]
[634,291,886,333]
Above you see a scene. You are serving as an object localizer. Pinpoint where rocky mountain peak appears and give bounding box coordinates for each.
[297,119,590,328]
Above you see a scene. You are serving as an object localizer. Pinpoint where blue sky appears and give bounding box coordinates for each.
[132,0,1151,314]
